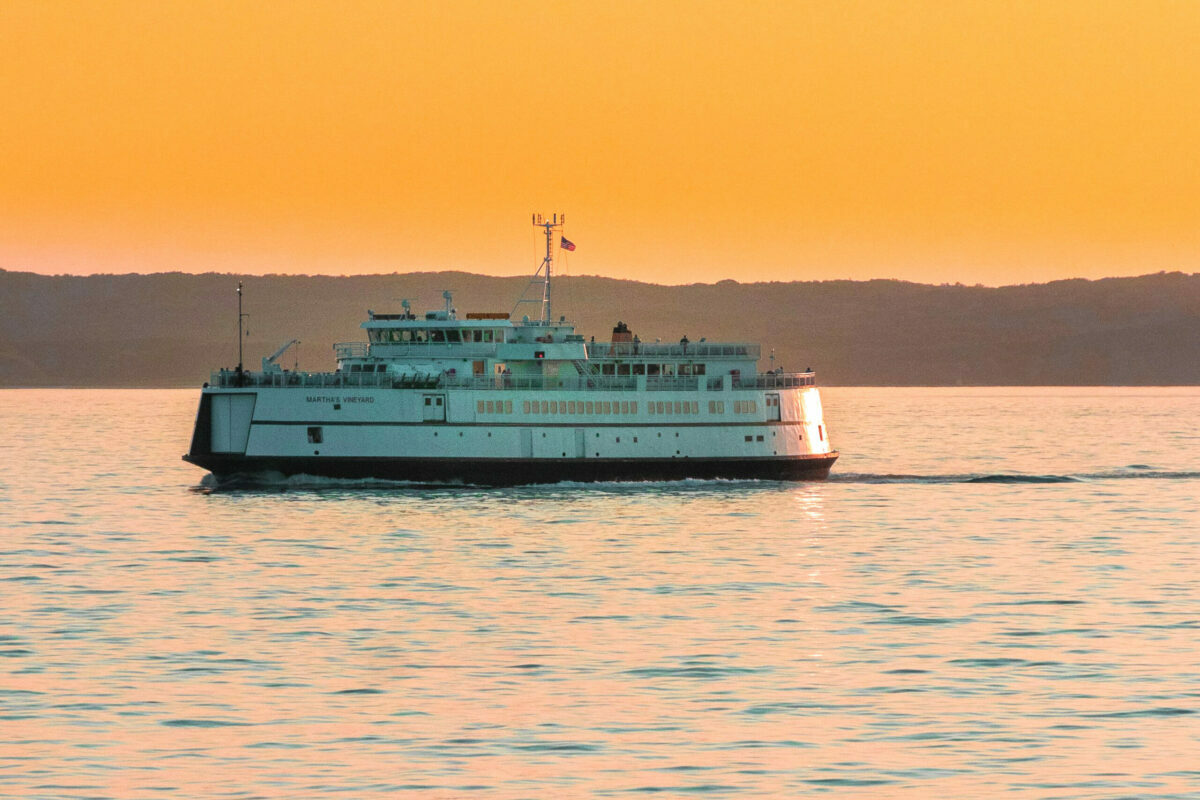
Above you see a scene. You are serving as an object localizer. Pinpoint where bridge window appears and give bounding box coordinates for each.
[445,330,461,343]
[662,364,675,377]
[647,364,660,376]
[617,364,631,376]
[601,363,615,375]
[633,364,646,375]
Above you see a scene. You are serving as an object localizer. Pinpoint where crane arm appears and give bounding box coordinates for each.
[262,339,300,372]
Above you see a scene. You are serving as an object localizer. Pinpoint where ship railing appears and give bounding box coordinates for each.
[338,341,502,358]
[442,375,640,392]
[584,342,760,360]
[734,371,816,389]
[333,342,370,359]
[209,369,410,389]
[208,369,816,391]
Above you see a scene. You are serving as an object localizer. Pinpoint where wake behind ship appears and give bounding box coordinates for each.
[183,215,838,485]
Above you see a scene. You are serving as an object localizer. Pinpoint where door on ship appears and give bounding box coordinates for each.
[422,394,445,422]
[766,393,782,421]
[574,429,586,458]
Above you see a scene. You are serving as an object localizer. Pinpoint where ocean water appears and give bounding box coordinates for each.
[1,387,1198,799]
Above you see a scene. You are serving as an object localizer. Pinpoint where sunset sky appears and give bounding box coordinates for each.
[2,1,1198,285]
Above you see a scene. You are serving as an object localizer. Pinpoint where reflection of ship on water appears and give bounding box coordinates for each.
[183,214,838,485]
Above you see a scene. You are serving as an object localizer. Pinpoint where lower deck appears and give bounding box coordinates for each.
[185,382,836,485]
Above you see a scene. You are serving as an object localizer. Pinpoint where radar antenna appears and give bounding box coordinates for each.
[512,212,567,325]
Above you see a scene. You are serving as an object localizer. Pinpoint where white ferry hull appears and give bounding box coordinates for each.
[184,384,838,486]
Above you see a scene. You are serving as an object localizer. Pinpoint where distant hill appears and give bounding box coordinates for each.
[2,269,1199,386]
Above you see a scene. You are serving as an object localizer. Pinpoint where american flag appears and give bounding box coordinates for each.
[560,236,576,252]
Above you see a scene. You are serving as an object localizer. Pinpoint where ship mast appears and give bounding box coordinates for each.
[514,212,565,325]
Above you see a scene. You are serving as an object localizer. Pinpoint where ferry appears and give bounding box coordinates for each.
[183,215,838,485]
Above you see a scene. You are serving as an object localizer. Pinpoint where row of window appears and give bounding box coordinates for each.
[525,399,637,415]
[598,363,707,376]
[477,400,515,414]
[474,398,761,415]
[368,328,504,344]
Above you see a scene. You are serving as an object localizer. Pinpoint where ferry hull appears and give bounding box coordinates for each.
[183,452,838,486]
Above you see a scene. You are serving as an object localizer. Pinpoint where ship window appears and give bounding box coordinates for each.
[446,330,461,343]
[630,402,637,414]
[584,401,592,413]
[413,330,427,343]
[708,401,716,414]
[745,435,752,442]
[617,364,631,376]
[548,402,556,415]
[695,364,706,375]
[611,402,619,416]
[620,401,629,414]
[615,437,620,443]
[692,401,699,414]
[483,330,494,343]
[662,364,675,377]
[647,402,655,415]
[633,436,638,443]
[541,401,549,414]
[308,426,323,444]
[504,401,512,414]
[756,435,764,442]
[601,363,615,376]
[633,364,645,375]
[560,401,568,414]
[486,400,495,413]
[674,401,682,414]
[523,400,530,413]
[656,401,665,414]
[430,330,445,343]
[424,397,431,406]
[477,400,485,413]
[568,401,576,414]
[647,364,660,376]
[679,364,692,376]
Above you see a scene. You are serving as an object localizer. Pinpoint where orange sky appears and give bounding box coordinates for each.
[2,0,1198,285]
